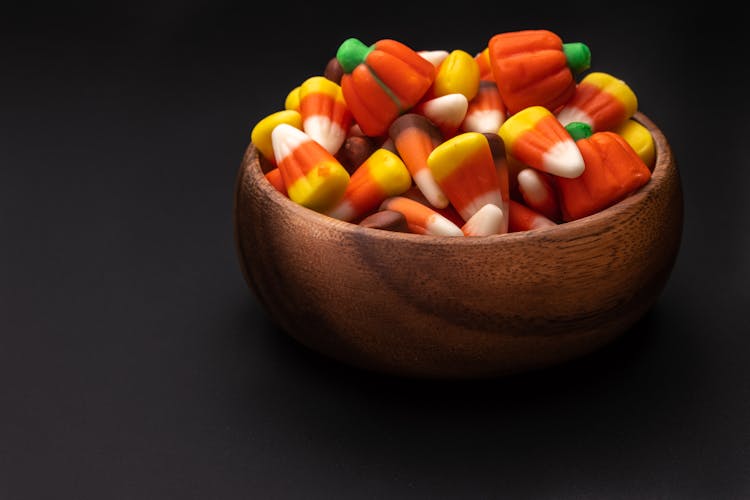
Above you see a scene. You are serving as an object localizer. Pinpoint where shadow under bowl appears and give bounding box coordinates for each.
[233,112,683,379]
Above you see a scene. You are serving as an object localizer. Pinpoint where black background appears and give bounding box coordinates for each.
[2,2,749,498]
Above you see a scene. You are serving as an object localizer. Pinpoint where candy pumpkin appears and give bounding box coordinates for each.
[337,38,435,137]
[556,123,652,221]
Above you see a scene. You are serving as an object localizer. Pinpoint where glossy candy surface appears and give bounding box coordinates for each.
[498,106,585,179]
[271,124,350,212]
[337,38,435,137]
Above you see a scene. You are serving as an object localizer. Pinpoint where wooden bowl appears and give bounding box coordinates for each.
[233,112,683,379]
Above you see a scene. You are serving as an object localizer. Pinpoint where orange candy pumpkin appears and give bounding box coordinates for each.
[337,38,436,138]
[487,29,590,115]
[556,129,652,221]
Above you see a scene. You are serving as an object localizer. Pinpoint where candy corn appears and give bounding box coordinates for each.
[337,37,435,137]
[271,123,350,212]
[326,148,412,222]
[250,110,303,165]
[402,184,465,227]
[474,47,493,81]
[388,113,449,208]
[461,203,505,236]
[359,209,410,232]
[432,49,481,101]
[556,72,638,132]
[498,105,585,179]
[412,93,468,139]
[482,132,511,233]
[427,132,505,224]
[488,29,590,115]
[264,168,287,195]
[298,76,352,155]
[614,119,655,169]
[462,80,506,134]
[284,87,301,111]
[508,200,557,232]
[516,168,561,221]
[418,49,450,67]
[380,196,464,236]
[556,127,652,221]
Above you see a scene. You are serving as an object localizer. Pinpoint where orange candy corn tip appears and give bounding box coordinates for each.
[461,203,505,236]
[326,148,412,222]
[271,124,350,212]
[381,196,463,236]
[299,76,352,155]
[498,106,585,179]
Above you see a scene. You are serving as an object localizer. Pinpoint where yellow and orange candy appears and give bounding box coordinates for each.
[488,29,590,115]
[427,132,506,233]
[337,37,435,137]
[326,148,412,222]
[614,118,656,169]
[556,72,638,132]
[498,105,585,179]
[250,110,302,166]
[271,123,350,212]
[298,76,353,155]
[431,49,481,101]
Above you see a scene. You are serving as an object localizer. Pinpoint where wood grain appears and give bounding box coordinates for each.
[233,112,683,379]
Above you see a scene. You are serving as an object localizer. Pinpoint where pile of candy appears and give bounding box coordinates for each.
[250,29,655,236]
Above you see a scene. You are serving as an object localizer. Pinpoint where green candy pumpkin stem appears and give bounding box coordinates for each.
[337,38,374,74]
[565,121,593,141]
[563,42,591,74]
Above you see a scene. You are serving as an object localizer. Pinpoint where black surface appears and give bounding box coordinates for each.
[2,3,749,498]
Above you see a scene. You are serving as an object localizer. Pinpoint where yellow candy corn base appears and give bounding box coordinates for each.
[286,161,350,212]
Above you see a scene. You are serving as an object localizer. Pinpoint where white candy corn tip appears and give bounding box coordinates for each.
[462,204,505,236]
[271,123,309,164]
[542,140,585,179]
[326,199,356,222]
[418,50,450,67]
[556,107,593,128]
[461,190,505,222]
[461,110,504,134]
[426,214,464,237]
[413,169,449,209]
[517,168,550,205]
[421,94,469,128]
[303,116,347,155]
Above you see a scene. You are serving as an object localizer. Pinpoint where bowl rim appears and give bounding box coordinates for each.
[236,111,674,246]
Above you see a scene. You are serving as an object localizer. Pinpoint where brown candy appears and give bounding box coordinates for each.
[335,135,378,174]
[359,209,410,233]
[324,57,344,85]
